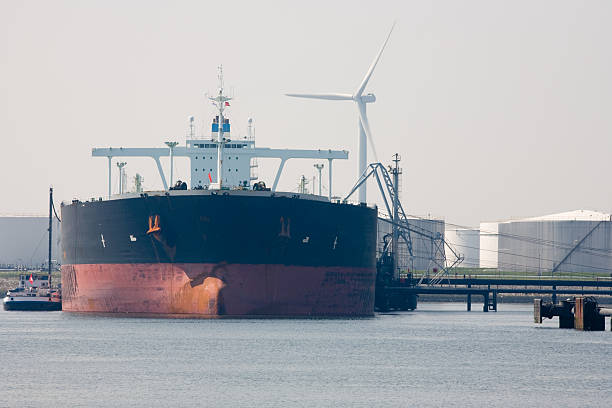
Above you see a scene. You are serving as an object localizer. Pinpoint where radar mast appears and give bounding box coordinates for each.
[208,65,232,189]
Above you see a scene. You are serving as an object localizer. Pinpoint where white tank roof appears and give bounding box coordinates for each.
[503,210,611,223]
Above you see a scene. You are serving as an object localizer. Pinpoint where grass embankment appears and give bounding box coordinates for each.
[0,270,61,296]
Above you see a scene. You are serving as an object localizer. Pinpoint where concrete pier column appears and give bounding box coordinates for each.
[467,283,471,311]
[492,290,498,312]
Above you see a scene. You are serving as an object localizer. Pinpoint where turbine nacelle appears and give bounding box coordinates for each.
[286,23,395,203]
[359,93,376,104]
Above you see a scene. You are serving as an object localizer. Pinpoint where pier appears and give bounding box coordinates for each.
[379,276,612,312]
[535,296,612,331]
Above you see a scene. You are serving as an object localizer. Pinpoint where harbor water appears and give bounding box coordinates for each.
[1,303,611,407]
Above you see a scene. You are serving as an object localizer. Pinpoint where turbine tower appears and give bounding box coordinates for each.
[286,23,394,203]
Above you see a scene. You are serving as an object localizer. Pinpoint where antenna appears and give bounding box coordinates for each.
[247,118,254,139]
[188,115,195,139]
[390,153,402,276]
[207,64,233,190]
[48,187,53,287]
[217,65,224,92]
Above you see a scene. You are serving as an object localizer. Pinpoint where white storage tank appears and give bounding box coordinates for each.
[0,216,61,268]
[377,216,446,272]
[479,210,612,276]
[445,228,480,268]
[479,222,499,269]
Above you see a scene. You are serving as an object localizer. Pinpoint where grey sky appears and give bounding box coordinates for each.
[1,0,611,228]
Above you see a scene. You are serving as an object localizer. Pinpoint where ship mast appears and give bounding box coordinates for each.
[48,187,53,287]
[208,65,232,189]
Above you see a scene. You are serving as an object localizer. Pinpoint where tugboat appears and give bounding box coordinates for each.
[3,188,62,311]
[3,273,62,311]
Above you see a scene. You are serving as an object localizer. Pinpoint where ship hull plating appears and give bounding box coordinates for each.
[62,263,374,316]
[61,192,377,317]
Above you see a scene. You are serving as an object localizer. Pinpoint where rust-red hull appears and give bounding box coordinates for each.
[62,263,376,317]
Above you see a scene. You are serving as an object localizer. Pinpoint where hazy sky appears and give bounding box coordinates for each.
[1,0,611,227]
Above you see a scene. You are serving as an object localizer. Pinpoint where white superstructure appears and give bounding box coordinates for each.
[92,70,349,199]
[186,131,254,189]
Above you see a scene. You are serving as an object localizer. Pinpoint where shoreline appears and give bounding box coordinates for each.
[4,271,611,306]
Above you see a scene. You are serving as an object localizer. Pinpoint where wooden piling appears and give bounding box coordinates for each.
[575,297,584,330]
[534,299,542,323]
[574,297,605,331]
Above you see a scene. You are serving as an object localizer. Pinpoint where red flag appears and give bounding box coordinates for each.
[208,173,212,182]
[224,101,230,107]
[29,274,34,284]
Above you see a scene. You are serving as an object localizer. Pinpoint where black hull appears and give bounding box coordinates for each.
[3,299,62,311]
[61,192,377,267]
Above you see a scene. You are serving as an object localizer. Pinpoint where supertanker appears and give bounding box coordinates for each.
[60,70,377,317]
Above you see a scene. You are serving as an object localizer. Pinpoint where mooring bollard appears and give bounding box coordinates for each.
[574,297,605,331]
[534,298,574,328]
[534,299,542,324]
[535,297,610,331]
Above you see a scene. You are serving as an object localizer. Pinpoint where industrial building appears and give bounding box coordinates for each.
[377,217,446,272]
[445,228,480,268]
[0,216,60,268]
[479,210,612,276]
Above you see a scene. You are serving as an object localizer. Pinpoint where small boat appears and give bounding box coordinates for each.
[3,273,62,311]
[3,187,62,311]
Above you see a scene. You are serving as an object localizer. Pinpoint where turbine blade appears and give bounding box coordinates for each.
[354,22,395,98]
[285,93,353,101]
[356,101,378,162]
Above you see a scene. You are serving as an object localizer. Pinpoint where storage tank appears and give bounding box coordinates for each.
[479,210,612,276]
[0,216,61,268]
[377,216,446,272]
[445,228,480,268]
[479,222,499,269]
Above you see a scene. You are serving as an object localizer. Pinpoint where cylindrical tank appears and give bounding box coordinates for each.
[480,210,612,275]
[445,228,480,268]
[377,216,445,272]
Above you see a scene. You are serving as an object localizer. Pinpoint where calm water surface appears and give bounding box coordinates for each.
[1,303,610,407]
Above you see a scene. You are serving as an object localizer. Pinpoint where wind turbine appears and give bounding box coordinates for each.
[286,23,395,203]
